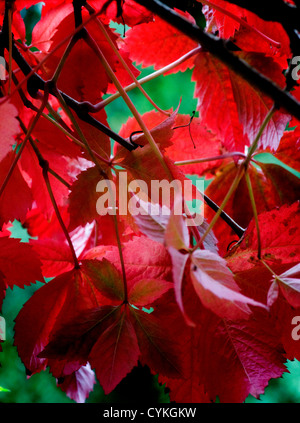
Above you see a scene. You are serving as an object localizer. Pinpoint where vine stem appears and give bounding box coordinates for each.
[54,86,129,302]
[17,117,72,189]
[42,160,80,269]
[95,46,201,111]
[0,7,106,103]
[192,165,245,251]
[51,35,79,84]
[0,91,49,199]
[84,31,204,232]
[203,193,245,238]
[40,111,112,166]
[261,259,281,282]
[244,171,261,259]
[84,30,173,180]
[8,6,12,95]
[88,8,170,116]
[192,105,275,251]
[174,152,246,166]
[9,70,112,168]
[244,105,276,167]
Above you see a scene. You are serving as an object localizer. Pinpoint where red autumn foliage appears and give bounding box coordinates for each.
[0,0,300,403]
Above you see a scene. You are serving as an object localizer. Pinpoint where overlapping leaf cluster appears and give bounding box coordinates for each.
[0,0,300,403]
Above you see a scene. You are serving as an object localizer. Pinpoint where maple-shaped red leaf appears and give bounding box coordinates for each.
[227,202,300,273]
[40,297,184,395]
[0,102,20,163]
[14,259,123,374]
[58,363,96,403]
[192,52,289,152]
[124,11,198,73]
[160,280,286,403]
[37,266,179,394]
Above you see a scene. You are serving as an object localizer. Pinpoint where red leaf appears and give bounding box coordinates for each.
[128,278,173,306]
[132,198,171,244]
[117,109,178,153]
[42,11,139,101]
[84,236,173,293]
[204,0,243,39]
[29,239,77,278]
[273,264,300,308]
[58,363,96,403]
[192,52,289,152]
[227,202,300,272]
[165,115,223,176]
[0,102,20,162]
[194,310,286,402]
[159,269,287,402]
[0,152,33,226]
[273,127,300,172]
[0,236,44,310]
[37,293,185,393]
[130,296,186,379]
[190,249,267,319]
[19,144,71,218]
[0,236,43,288]
[68,166,106,231]
[14,259,123,373]
[124,12,198,73]
[89,306,139,394]
[205,162,300,255]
